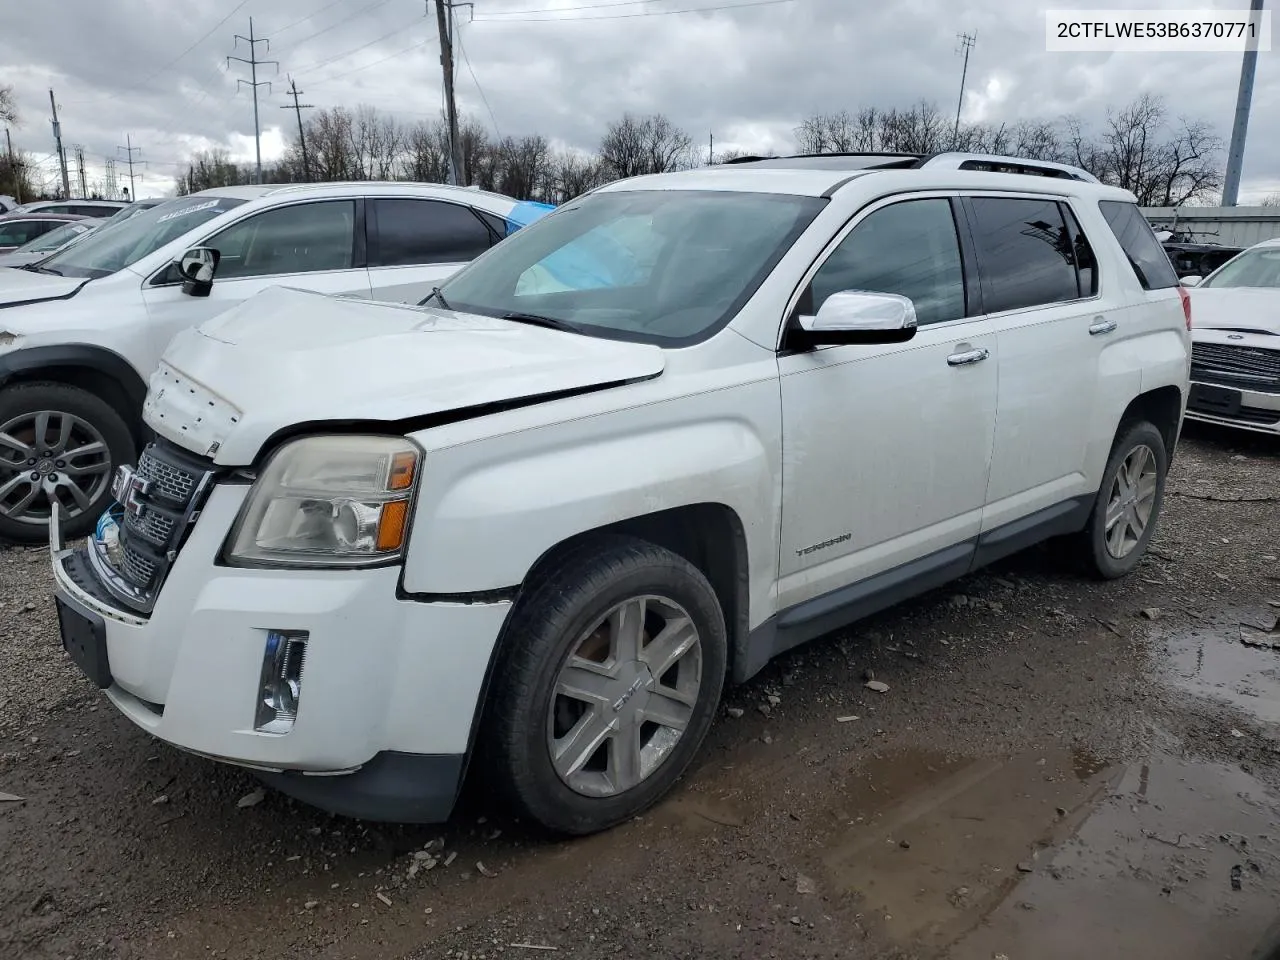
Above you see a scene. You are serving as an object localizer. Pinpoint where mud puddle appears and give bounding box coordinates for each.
[1156,609,1280,725]
[803,742,1280,959]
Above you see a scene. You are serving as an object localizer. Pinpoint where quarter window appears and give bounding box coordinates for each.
[370,199,493,267]
[806,198,966,326]
[206,200,356,279]
[1098,199,1178,290]
[1061,203,1098,297]
[968,197,1081,313]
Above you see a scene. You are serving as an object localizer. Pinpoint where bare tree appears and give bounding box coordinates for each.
[492,134,550,201]
[1260,193,1280,207]
[177,148,254,195]
[599,113,692,179]
[546,150,609,202]
[1076,94,1222,205]
[0,85,17,126]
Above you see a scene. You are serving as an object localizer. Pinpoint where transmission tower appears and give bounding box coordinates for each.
[228,17,278,184]
[74,145,88,198]
[105,158,118,200]
[117,135,143,201]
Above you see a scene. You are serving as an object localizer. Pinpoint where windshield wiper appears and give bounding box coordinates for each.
[426,286,450,310]
[21,264,63,275]
[499,311,584,335]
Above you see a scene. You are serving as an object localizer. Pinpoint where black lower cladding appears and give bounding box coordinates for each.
[734,495,1094,683]
[55,593,112,689]
[256,752,466,823]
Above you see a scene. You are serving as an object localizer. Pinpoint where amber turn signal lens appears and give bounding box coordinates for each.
[388,452,417,491]
[376,499,410,551]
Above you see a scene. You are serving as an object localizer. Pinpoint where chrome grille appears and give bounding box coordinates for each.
[103,440,219,607]
[1191,342,1280,392]
[120,542,158,588]
[123,507,176,547]
[136,448,198,503]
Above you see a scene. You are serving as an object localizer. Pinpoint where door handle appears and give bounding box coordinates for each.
[947,346,990,366]
[1089,317,1118,336]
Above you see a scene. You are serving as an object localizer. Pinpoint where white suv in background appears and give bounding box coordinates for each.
[0,182,545,542]
[52,152,1190,836]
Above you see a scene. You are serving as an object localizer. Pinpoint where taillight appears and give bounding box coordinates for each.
[1177,286,1192,330]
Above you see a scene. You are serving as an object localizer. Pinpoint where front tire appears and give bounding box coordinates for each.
[0,382,135,544]
[482,536,727,836]
[1076,420,1169,580]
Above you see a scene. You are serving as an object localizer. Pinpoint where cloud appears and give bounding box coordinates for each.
[2,0,1276,201]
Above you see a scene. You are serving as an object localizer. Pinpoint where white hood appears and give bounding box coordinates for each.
[1188,287,1280,336]
[0,266,87,306]
[146,285,665,465]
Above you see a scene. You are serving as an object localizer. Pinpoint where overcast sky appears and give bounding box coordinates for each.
[3,0,1277,200]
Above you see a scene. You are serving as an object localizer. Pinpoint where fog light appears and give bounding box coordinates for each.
[255,630,308,734]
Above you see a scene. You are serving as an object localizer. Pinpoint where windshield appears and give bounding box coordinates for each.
[18,221,92,253]
[39,195,249,279]
[1201,246,1280,289]
[94,201,161,230]
[434,189,825,344]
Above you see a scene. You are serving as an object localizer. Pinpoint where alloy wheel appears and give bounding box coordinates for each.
[0,410,113,527]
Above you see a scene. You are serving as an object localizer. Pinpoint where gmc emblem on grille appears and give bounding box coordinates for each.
[111,465,152,520]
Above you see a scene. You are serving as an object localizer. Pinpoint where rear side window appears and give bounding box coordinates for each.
[1098,200,1178,290]
[370,198,494,267]
[968,197,1081,313]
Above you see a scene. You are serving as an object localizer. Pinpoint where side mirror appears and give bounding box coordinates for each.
[177,247,220,297]
[1179,275,1202,287]
[792,290,918,348]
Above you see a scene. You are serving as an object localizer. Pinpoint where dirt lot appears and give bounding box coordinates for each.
[2,422,1279,960]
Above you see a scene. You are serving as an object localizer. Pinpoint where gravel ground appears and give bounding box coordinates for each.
[1,422,1277,960]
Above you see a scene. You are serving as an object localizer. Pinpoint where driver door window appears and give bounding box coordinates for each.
[805,198,967,325]
[206,201,356,279]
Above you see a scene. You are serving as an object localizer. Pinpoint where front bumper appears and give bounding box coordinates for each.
[50,485,512,822]
[1185,379,1280,435]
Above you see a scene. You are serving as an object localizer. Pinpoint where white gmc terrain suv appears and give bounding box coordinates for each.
[51,152,1192,836]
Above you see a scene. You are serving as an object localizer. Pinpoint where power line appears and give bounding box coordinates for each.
[287,0,395,48]
[131,0,253,90]
[228,17,279,184]
[473,0,795,21]
[305,35,433,87]
[269,0,358,37]
[455,23,500,139]
[290,14,424,76]
[481,0,669,14]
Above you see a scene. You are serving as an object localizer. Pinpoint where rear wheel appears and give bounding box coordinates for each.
[1075,420,1169,580]
[0,383,135,544]
[482,536,727,835]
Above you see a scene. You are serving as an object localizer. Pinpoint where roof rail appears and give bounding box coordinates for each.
[918,152,1100,183]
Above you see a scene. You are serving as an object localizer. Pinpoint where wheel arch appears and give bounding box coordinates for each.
[0,344,149,450]
[1118,383,1183,460]
[456,502,752,789]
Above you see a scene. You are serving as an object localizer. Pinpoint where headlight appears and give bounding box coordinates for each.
[226,435,420,567]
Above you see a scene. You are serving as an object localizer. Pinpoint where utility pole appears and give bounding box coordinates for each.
[4,127,20,204]
[708,131,714,165]
[280,77,314,182]
[432,0,464,185]
[228,17,278,184]
[49,89,71,199]
[118,135,142,203]
[952,32,976,150]
[105,158,117,201]
[1222,0,1265,206]
[74,145,87,198]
